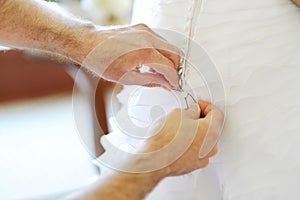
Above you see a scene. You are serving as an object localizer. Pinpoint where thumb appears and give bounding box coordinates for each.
[198,102,224,158]
[184,102,201,119]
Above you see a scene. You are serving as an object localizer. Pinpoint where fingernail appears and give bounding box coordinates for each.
[189,102,200,114]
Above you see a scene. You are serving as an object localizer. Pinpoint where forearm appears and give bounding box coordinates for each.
[0,0,99,64]
[67,170,167,200]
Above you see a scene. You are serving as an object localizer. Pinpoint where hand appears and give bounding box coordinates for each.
[142,100,224,176]
[92,100,224,200]
[0,0,179,89]
[98,100,223,175]
[292,0,300,7]
[79,24,180,90]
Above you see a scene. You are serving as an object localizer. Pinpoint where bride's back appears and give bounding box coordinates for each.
[129,0,300,199]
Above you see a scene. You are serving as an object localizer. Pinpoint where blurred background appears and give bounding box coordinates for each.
[50,0,133,25]
[0,0,133,199]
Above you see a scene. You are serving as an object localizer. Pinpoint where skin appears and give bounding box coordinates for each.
[67,101,222,200]
[0,0,224,199]
[293,0,300,7]
[0,0,180,89]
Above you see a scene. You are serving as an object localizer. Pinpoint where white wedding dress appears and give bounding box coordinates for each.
[97,0,300,199]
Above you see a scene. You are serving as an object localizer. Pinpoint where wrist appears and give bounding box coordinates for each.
[56,22,100,64]
[118,169,168,198]
[109,166,169,185]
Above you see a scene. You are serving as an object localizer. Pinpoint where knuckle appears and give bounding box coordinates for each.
[199,159,209,168]
[139,30,153,40]
[144,30,153,37]
[135,23,149,29]
[141,48,153,55]
[209,146,218,157]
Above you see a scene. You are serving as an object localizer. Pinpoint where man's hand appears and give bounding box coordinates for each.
[292,0,300,7]
[0,0,180,90]
[141,100,223,176]
[70,101,224,200]
[79,24,180,90]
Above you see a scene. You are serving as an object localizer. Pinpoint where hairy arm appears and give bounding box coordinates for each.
[0,0,98,64]
[0,0,180,88]
[66,170,167,200]
[67,101,221,200]
[0,2,222,199]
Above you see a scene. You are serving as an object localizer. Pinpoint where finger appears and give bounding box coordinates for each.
[150,34,180,70]
[201,145,218,159]
[156,48,180,71]
[130,27,180,64]
[131,23,168,41]
[183,102,201,119]
[198,103,224,158]
[107,48,179,89]
[116,30,180,88]
[146,62,180,90]
[143,82,164,88]
[122,48,180,89]
[142,28,180,70]
[143,82,177,90]
[154,43,180,71]
[196,158,209,168]
[132,26,181,70]
[198,100,224,123]
[196,146,217,168]
[119,70,173,90]
[198,128,221,159]
[143,49,180,89]
[197,100,212,116]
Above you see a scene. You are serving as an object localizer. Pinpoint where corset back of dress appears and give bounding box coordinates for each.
[106,0,300,199]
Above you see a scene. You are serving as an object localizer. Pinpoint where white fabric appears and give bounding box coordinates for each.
[0,46,10,50]
[113,0,300,199]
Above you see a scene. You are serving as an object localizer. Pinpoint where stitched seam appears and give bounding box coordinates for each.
[182,0,203,84]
